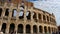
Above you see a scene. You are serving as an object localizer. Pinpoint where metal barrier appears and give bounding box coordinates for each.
[2,33,48,34]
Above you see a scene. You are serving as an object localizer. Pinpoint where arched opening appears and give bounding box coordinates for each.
[33,25,37,33]
[48,27,51,33]
[1,23,6,33]
[19,10,24,19]
[43,15,46,20]
[38,14,41,19]
[12,9,17,17]
[44,26,47,33]
[39,26,43,33]
[33,12,37,22]
[18,24,23,33]
[0,8,2,17]
[26,24,31,33]
[52,28,54,32]
[5,8,9,16]
[20,5,24,9]
[47,16,49,21]
[9,23,15,33]
[26,11,31,20]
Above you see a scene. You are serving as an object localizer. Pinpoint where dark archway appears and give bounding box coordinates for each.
[44,26,47,33]
[33,12,37,22]
[0,8,2,17]
[48,27,51,33]
[39,26,43,33]
[5,8,9,16]
[19,10,24,19]
[26,11,31,20]
[1,23,6,33]
[26,24,31,33]
[9,23,15,33]
[33,25,37,33]
[38,14,41,19]
[43,15,46,20]
[18,24,23,33]
[52,28,54,32]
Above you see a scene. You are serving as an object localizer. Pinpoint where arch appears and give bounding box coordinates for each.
[38,13,41,19]
[18,24,23,33]
[33,25,37,33]
[43,15,46,20]
[47,16,49,21]
[5,8,9,16]
[9,23,15,33]
[33,12,37,22]
[39,26,43,33]
[48,27,51,33]
[12,9,17,17]
[19,10,24,19]
[1,23,6,33]
[52,28,54,32]
[26,24,31,33]
[0,8,2,16]
[44,26,47,33]
[20,5,24,9]
[26,11,31,20]
[33,12,37,19]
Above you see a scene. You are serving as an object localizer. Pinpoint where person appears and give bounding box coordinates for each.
[46,32,49,34]
[52,32,55,34]
[0,31,3,34]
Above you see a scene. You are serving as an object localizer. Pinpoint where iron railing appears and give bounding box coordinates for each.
[2,33,45,34]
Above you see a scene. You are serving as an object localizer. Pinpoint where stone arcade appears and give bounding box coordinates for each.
[0,0,57,34]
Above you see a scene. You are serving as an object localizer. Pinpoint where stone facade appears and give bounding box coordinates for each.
[0,0,57,34]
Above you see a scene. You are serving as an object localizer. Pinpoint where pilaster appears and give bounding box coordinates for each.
[24,6,27,22]
[16,9,20,20]
[37,25,39,34]
[23,25,26,34]
[6,24,9,34]
[15,24,17,34]
[43,26,45,34]
[41,14,43,22]
[2,7,5,17]
[31,25,33,34]
[31,7,33,22]
[9,8,12,18]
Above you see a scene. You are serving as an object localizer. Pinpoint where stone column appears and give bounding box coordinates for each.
[43,26,44,34]
[15,24,17,34]
[41,14,43,23]
[31,25,33,34]
[31,7,33,22]
[9,9,12,18]
[50,28,52,34]
[47,27,48,33]
[6,24,9,34]
[23,25,26,34]
[2,8,5,17]
[37,25,39,34]
[30,7,33,34]
[37,13,38,22]
[24,6,27,22]
[16,9,20,20]
[0,23,2,31]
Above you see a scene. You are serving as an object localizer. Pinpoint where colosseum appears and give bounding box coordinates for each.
[0,0,57,34]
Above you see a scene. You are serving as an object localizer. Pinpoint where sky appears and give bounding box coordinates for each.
[29,0,60,26]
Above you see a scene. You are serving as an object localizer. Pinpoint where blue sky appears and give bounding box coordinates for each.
[30,0,60,26]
